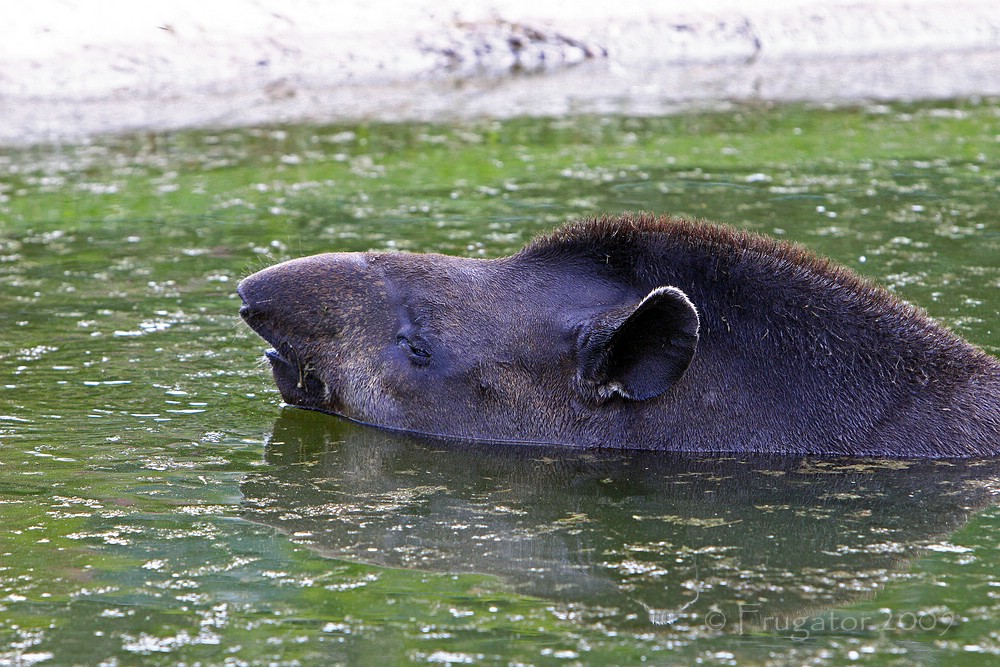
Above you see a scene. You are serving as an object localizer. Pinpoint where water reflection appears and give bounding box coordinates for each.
[242,409,1000,629]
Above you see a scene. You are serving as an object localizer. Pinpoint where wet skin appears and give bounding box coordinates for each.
[239,214,1000,456]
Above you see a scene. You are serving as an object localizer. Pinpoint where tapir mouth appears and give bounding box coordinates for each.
[238,293,327,410]
[264,347,289,366]
[256,337,328,410]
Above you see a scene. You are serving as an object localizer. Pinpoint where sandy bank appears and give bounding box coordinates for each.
[2,0,1000,145]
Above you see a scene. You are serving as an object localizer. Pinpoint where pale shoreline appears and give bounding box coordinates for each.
[3,0,1000,146]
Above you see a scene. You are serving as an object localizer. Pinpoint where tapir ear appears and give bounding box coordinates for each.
[577,286,700,402]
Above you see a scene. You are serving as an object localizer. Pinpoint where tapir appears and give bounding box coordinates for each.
[238,213,1000,457]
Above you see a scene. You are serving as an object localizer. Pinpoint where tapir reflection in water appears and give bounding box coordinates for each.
[238,213,1000,457]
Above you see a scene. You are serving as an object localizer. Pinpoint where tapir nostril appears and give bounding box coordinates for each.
[239,301,274,332]
[237,279,269,322]
[239,303,258,321]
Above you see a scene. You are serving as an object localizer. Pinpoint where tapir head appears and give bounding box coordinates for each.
[238,249,699,445]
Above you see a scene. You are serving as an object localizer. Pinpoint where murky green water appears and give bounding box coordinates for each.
[1,102,999,665]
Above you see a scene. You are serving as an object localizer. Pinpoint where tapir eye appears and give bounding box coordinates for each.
[396,334,431,366]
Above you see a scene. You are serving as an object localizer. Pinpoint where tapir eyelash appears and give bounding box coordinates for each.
[397,334,432,365]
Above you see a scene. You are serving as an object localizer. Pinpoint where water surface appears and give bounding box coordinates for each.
[1,102,999,665]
